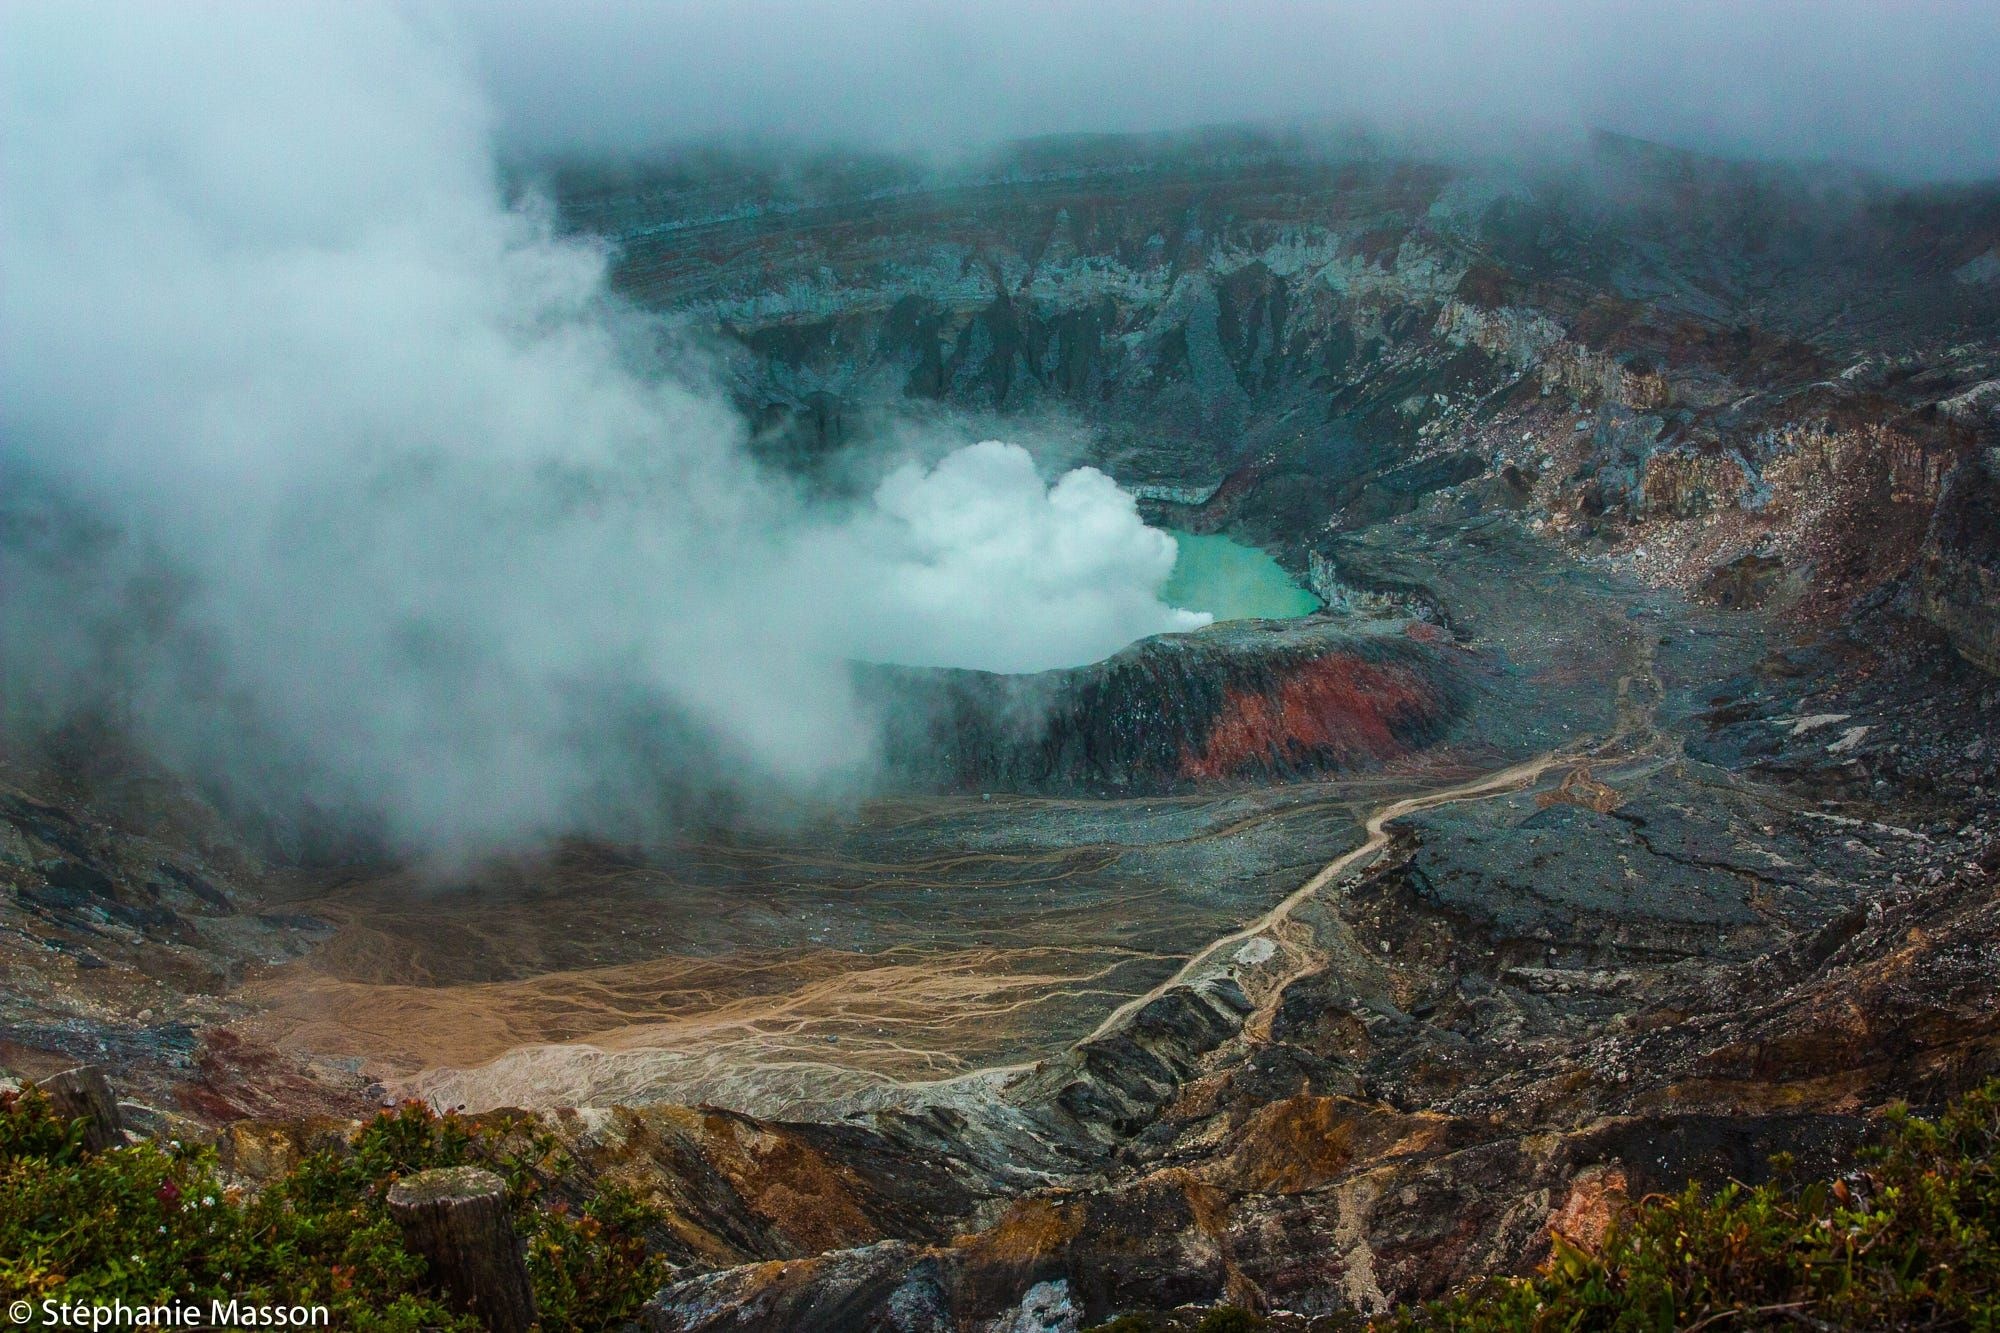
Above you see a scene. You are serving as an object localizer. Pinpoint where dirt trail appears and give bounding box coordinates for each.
[282,620,1671,1115]
[1080,746,1580,1044]
[1081,624,1666,1047]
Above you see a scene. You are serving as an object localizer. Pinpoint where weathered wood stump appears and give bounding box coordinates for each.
[386,1166,537,1333]
[36,1065,123,1152]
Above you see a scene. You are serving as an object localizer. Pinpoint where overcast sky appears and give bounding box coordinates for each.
[441,0,2000,180]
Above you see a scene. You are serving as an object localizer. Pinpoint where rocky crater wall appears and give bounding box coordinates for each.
[871,618,1465,795]
[572,137,2000,673]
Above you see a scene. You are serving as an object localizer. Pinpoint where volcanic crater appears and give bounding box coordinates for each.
[5,130,1998,1329]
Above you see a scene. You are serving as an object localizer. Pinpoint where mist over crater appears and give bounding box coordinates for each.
[0,3,1222,855]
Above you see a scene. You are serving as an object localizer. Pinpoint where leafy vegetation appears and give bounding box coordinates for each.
[1390,1079,1999,1330]
[10,1078,1997,1329]
[0,1090,669,1331]
[1089,1081,1998,1332]
[1195,1311,1271,1333]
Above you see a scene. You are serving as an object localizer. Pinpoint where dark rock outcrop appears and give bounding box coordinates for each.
[1914,446,2000,673]
[873,619,1465,795]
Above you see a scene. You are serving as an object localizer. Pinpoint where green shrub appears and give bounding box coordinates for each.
[1085,1082,1998,1333]
[0,1090,669,1331]
[13,1079,1996,1330]
[1387,1079,2000,1331]
[1195,1310,1268,1333]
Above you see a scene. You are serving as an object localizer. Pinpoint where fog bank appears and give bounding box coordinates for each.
[453,0,2000,181]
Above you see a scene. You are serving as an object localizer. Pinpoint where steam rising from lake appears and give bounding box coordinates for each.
[0,2,1204,852]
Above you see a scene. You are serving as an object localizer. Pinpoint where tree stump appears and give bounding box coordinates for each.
[386,1166,538,1333]
[36,1065,123,1152]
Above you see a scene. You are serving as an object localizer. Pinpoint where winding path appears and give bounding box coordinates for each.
[1080,747,1581,1045]
[1081,626,1666,1048]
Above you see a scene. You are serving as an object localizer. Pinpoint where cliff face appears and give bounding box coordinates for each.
[873,619,1465,795]
[1914,445,2000,671]
[576,133,2000,663]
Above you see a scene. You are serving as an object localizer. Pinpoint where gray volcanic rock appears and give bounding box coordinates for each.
[872,617,1466,795]
[627,747,1998,1331]
[584,132,2000,643]
[1914,446,2000,672]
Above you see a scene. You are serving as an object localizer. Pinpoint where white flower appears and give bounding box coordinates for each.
[201,1195,215,1207]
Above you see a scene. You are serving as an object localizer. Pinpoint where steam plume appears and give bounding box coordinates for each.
[0,2,1205,853]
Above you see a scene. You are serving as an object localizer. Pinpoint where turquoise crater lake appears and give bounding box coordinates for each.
[1160,530,1322,623]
